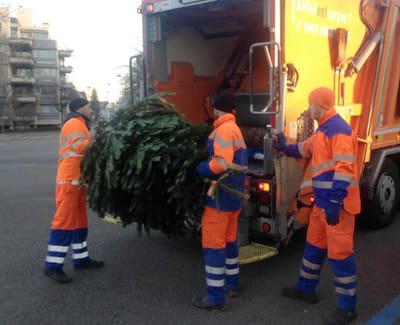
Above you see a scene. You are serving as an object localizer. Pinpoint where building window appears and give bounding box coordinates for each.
[33,68,58,80]
[13,87,34,95]
[36,86,58,96]
[10,29,18,38]
[32,33,47,40]
[33,49,57,60]
[39,105,58,114]
[14,68,33,77]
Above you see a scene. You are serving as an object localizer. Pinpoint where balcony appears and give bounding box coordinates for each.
[9,56,35,67]
[35,60,59,68]
[39,94,60,104]
[14,94,37,103]
[61,82,74,88]
[8,38,33,50]
[58,49,73,57]
[33,39,57,50]
[10,76,35,85]
[59,66,73,74]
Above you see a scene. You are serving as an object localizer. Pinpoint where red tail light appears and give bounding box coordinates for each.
[258,192,269,204]
[262,223,271,233]
[145,3,155,13]
[255,181,271,204]
[258,182,270,192]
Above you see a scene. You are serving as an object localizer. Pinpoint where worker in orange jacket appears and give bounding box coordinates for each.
[192,93,248,312]
[275,88,360,325]
[43,97,104,283]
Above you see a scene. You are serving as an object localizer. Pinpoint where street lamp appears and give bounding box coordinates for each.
[85,86,92,100]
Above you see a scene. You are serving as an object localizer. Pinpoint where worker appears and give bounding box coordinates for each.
[43,97,104,284]
[275,87,360,325]
[192,92,248,312]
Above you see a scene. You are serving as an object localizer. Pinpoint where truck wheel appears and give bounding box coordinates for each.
[363,159,400,229]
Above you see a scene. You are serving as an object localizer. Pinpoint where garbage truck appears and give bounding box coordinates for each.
[136,0,400,263]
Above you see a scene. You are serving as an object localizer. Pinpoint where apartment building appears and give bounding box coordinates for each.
[0,7,74,129]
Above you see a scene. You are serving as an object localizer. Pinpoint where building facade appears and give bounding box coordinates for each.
[0,7,74,129]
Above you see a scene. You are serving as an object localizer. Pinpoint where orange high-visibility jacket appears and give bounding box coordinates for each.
[285,109,360,214]
[56,116,90,181]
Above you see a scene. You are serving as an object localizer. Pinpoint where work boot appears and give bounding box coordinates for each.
[226,288,239,298]
[281,286,318,304]
[192,295,226,312]
[43,268,72,284]
[74,259,104,270]
[323,308,357,325]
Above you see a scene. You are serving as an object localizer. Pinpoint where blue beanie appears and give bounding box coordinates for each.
[69,97,89,112]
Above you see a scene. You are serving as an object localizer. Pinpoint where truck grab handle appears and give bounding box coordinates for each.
[249,42,281,115]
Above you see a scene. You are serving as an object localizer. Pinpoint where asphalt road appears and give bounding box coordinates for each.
[0,130,399,325]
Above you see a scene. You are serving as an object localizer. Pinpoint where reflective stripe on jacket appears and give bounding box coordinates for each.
[285,109,360,214]
[56,116,90,181]
[204,114,248,211]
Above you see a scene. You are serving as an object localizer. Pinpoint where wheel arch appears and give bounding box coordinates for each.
[360,146,400,200]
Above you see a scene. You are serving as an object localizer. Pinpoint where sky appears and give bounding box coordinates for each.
[3,0,143,102]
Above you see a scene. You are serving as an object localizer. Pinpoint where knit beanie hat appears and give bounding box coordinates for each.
[69,97,89,112]
[308,87,335,110]
[212,93,236,113]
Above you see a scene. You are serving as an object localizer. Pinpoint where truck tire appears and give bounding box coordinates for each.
[362,158,400,229]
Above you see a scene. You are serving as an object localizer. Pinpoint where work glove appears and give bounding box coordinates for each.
[273,132,287,154]
[324,200,342,226]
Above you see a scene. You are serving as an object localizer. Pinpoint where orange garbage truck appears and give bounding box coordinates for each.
[136,0,400,263]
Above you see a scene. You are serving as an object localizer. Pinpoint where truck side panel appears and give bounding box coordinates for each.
[283,0,364,139]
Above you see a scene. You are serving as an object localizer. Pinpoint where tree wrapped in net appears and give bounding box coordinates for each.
[82,94,211,236]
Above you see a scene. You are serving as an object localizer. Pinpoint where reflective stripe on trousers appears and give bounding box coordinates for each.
[225,241,239,290]
[201,207,240,304]
[56,179,80,186]
[204,247,226,305]
[329,254,357,311]
[297,206,357,310]
[297,242,326,295]
[45,181,90,270]
[44,228,89,270]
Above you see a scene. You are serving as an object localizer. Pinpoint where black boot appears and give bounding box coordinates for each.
[74,259,104,270]
[43,268,72,283]
[192,296,226,312]
[225,289,240,298]
[225,288,239,298]
[323,308,357,325]
[282,286,318,304]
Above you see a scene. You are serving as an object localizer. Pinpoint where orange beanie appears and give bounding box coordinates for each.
[308,87,335,110]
